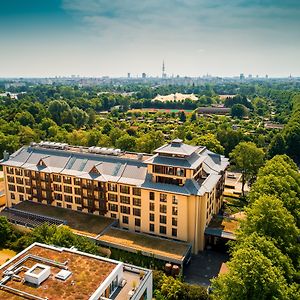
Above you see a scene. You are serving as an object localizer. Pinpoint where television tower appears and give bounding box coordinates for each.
[162,60,166,78]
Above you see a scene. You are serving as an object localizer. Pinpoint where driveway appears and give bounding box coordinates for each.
[183,250,229,287]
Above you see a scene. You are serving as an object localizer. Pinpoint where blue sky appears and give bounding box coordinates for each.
[0,0,299,77]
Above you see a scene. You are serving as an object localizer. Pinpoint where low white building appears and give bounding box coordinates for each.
[0,242,153,300]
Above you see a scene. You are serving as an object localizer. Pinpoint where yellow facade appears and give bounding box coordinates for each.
[3,164,224,253]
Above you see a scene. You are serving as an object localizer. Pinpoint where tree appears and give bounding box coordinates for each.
[230,142,265,196]
[136,131,165,153]
[231,104,248,118]
[193,133,224,154]
[48,100,70,125]
[116,135,136,151]
[15,111,35,127]
[233,233,296,282]
[268,133,287,158]
[71,107,88,128]
[240,195,300,262]
[248,155,300,225]
[211,248,289,300]
[179,111,186,122]
[0,217,13,247]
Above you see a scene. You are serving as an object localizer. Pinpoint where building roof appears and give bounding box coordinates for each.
[0,243,118,300]
[154,139,201,157]
[0,242,151,300]
[1,141,229,196]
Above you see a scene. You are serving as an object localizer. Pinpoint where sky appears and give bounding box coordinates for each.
[0,0,300,78]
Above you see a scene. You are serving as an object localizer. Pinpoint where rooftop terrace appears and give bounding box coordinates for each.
[97,228,191,265]
[0,243,117,300]
[11,201,115,238]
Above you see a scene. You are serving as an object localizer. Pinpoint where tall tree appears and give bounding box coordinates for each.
[230,142,265,196]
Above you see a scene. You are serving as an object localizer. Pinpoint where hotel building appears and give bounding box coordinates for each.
[1,139,228,253]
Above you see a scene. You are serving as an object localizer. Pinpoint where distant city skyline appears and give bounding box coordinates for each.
[1,1,300,77]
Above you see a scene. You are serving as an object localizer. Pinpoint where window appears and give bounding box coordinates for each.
[172,228,177,237]
[64,186,72,194]
[172,206,178,216]
[133,187,141,196]
[20,194,24,201]
[8,184,15,192]
[11,193,15,200]
[120,206,130,214]
[111,213,117,219]
[77,207,82,211]
[56,202,62,207]
[120,185,130,194]
[7,176,14,183]
[24,170,31,177]
[63,176,72,184]
[17,186,24,193]
[74,187,81,195]
[25,179,30,186]
[149,223,155,232]
[66,204,72,209]
[53,184,62,192]
[75,197,81,204]
[172,195,178,205]
[108,193,118,202]
[135,218,141,227]
[120,196,130,204]
[7,167,14,175]
[133,208,141,216]
[108,183,117,192]
[54,193,62,201]
[149,202,155,211]
[108,203,118,212]
[26,187,31,194]
[133,198,141,206]
[149,192,155,200]
[159,226,166,235]
[64,195,73,203]
[53,175,61,182]
[160,193,167,202]
[122,215,129,224]
[160,204,167,214]
[149,213,155,222]
[15,169,23,176]
[172,217,178,227]
[160,215,167,224]
[73,178,81,185]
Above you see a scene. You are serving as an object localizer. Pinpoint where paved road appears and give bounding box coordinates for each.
[183,250,229,287]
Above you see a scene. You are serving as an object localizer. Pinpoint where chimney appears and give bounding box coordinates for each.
[137,153,143,160]
[3,150,9,161]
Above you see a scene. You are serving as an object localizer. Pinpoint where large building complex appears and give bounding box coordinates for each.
[0,242,152,299]
[1,139,228,253]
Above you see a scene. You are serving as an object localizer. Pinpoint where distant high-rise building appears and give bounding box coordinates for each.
[248,74,252,79]
[127,73,131,78]
[240,73,245,80]
[162,60,167,78]
[265,74,269,79]
[142,72,146,79]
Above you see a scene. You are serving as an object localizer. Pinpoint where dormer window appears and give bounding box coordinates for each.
[37,159,47,167]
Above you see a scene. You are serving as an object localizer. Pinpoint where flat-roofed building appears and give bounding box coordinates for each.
[1,139,229,253]
[0,242,152,300]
